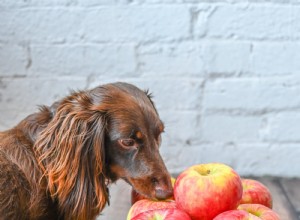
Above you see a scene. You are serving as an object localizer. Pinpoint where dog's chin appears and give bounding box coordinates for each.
[108,165,161,200]
[122,177,156,200]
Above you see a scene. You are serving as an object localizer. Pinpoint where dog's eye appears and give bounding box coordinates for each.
[120,139,135,147]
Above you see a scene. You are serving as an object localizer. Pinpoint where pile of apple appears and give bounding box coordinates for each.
[127,163,280,220]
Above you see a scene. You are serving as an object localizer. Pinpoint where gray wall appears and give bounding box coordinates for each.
[1,1,300,219]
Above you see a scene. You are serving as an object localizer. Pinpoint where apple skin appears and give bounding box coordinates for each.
[127,199,177,220]
[213,210,261,220]
[174,163,243,220]
[240,179,273,208]
[238,204,280,220]
[131,177,176,205]
[131,208,192,220]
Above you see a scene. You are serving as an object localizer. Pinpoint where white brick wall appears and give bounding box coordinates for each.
[1,1,300,219]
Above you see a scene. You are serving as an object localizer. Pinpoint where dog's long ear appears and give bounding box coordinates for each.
[34,92,108,220]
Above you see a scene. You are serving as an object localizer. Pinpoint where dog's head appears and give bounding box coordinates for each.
[95,82,173,200]
[34,82,172,219]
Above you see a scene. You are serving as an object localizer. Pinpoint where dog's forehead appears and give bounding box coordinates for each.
[113,105,161,130]
[93,83,163,135]
[108,99,163,139]
[110,84,157,115]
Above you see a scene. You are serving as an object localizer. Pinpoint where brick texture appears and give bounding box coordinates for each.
[1,1,300,219]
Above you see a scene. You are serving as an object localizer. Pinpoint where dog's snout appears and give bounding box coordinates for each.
[152,176,173,200]
[151,177,159,185]
[155,187,173,200]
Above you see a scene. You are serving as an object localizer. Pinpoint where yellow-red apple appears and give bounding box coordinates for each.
[131,208,192,220]
[127,199,177,220]
[174,163,243,220]
[241,179,273,208]
[213,209,261,220]
[238,204,280,220]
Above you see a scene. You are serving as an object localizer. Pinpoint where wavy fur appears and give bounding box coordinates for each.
[34,93,108,220]
[0,82,173,220]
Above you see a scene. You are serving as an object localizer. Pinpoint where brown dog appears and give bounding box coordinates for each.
[0,82,173,220]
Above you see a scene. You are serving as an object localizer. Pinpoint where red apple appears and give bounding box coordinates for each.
[213,209,261,220]
[238,204,280,220]
[240,179,273,208]
[127,199,177,220]
[131,177,176,205]
[174,163,243,220]
[131,208,192,220]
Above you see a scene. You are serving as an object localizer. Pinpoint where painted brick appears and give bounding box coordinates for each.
[159,110,201,147]
[189,143,300,177]
[206,5,293,40]
[0,0,29,8]
[0,0,76,7]
[137,42,205,76]
[203,77,300,110]
[201,114,262,142]
[162,143,300,178]
[29,44,136,76]
[193,5,216,37]
[0,0,300,187]
[203,42,251,74]
[160,146,203,174]
[78,0,117,6]
[251,42,300,75]
[264,112,300,142]
[0,44,28,76]
[0,7,190,44]
[1,1,300,219]
[82,6,190,42]
[0,77,87,111]
[0,9,84,44]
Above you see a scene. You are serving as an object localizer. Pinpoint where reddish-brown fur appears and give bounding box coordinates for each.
[0,82,173,220]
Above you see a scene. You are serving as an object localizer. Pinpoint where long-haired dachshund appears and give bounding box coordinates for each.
[0,82,173,220]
